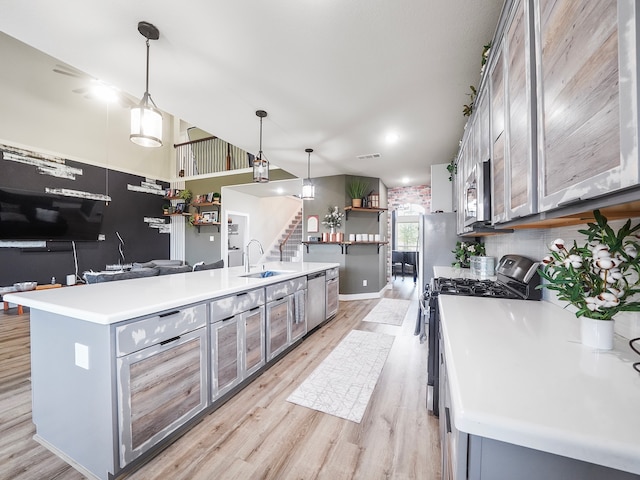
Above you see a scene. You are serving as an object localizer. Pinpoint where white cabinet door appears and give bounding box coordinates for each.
[211,315,241,399]
[534,0,639,211]
[505,0,537,219]
[242,305,265,377]
[117,327,207,467]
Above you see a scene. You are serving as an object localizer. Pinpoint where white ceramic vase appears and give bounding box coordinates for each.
[580,317,614,350]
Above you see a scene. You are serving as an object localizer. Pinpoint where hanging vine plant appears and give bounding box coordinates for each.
[462,85,477,117]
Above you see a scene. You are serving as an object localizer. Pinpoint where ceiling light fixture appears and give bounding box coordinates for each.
[301,148,315,200]
[253,110,269,183]
[130,21,163,148]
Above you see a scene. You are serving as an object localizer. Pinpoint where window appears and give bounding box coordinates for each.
[393,203,423,251]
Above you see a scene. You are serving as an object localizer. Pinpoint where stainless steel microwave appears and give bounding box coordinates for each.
[464,160,491,227]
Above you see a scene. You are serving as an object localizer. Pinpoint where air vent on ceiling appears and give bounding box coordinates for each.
[356,153,382,160]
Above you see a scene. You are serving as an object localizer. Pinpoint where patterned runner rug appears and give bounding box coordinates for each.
[286,329,395,423]
[362,298,411,326]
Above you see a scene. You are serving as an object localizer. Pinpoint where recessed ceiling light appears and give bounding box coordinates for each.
[402,177,410,184]
[276,187,284,194]
[385,132,399,144]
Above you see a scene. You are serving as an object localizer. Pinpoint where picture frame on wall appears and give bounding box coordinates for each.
[201,211,213,223]
[307,215,319,233]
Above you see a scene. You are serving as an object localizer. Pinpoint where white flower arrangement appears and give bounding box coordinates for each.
[539,210,640,321]
[322,206,344,230]
[452,241,486,268]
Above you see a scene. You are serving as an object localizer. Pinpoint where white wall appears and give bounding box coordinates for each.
[221,187,302,261]
[0,32,172,181]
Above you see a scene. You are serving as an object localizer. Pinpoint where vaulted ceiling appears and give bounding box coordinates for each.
[0,0,503,187]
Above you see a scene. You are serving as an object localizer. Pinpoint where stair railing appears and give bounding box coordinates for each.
[279,217,302,261]
[173,136,249,177]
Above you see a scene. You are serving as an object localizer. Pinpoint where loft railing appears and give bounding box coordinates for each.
[174,136,250,177]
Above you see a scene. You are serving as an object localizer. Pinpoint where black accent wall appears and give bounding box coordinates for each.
[0,150,169,286]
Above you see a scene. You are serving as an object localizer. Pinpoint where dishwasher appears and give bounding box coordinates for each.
[306,271,326,331]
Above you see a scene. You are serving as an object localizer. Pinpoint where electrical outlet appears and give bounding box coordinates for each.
[98,234,106,241]
[209,235,215,242]
[75,343,89,370]
[363,279,368,286]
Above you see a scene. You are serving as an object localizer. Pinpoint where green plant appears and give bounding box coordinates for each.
[179,189,192,202]
[322,206,344,230]
[452,241,485,268]
[462,85,477,117]
[446,157,457,181]
[481,42,492,67]
[347,178,369,199]
[539,210,640,320]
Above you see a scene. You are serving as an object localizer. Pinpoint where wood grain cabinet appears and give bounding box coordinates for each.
[115,304,208,467]
[266,277,307,361]
[209,288,266,399]
[532,0,640,211]
[489,0,537,223]
[489,39,507,224]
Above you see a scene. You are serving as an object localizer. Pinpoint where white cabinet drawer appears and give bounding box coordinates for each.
[265,277,306,302]
[115,304,207,356]
[210,288,265,323]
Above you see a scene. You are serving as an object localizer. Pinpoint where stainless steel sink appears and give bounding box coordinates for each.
[240,270,294,279]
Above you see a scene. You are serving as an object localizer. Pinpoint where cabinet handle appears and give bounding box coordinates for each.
[249,306,260,312]
[222,316,234,322]
[557,197,583,207]
[445,407,452,434]
[236,292,248,297]
[160,335,181,346]
[159,310,180,318]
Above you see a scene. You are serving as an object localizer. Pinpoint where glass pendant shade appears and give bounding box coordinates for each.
[253,155,269,183]
[130,98,162,147]
[253,110,269,183]
[301,179,315,200]
[301,148,315,199]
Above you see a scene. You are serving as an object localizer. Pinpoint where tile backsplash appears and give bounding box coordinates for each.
[483,218,640,339]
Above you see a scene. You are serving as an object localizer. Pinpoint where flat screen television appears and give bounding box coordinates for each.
[0,187,105,241]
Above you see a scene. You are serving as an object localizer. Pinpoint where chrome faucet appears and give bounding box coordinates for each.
[244,239,264,273]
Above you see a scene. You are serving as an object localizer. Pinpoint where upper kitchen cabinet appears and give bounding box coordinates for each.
[505,0,537,219]
[490,0,537,224]
[489,39,507,224]
[533,0,639,211]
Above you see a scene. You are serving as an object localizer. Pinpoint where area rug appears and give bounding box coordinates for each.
[286,329,395,423]
[362,298,411,326]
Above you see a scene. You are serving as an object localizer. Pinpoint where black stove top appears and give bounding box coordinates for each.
[432,277,525,300]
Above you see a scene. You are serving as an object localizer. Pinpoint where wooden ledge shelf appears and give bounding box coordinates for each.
[343,207,388,221]
[302,241,388,254]
[192,221,221,233]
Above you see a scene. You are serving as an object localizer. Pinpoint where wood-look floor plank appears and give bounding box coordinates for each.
[0,279,441,480]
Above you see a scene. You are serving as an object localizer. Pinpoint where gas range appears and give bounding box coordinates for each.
[431,255,542,301]
[433,277,522,299]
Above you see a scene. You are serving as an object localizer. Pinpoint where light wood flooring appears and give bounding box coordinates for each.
[0,278,441,480]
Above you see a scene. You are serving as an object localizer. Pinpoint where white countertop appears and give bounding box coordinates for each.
[3,262,339,325]
[438,294,640,475]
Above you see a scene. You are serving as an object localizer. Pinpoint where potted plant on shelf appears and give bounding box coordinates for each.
[322,206,344,241]
[179,188,192,204]
[212,192,221,203]
[347,178,369,208]
[452,241,485,268]
[162,204,171,215]
[539,210,640,350]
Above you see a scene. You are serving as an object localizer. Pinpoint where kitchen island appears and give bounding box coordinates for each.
[4,262,339,480]
[438,293,640,479]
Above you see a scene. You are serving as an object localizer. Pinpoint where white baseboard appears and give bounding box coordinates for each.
[339,288,386,301]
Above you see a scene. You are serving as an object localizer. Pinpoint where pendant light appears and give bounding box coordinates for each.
[301,148,315,200]
[253,110,269,183]
[130,21,163,148]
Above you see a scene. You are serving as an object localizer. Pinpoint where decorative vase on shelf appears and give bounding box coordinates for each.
[351,198,362,208]
[580,317,614,350]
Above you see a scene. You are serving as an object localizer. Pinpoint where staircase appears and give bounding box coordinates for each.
[264,209,303,262]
